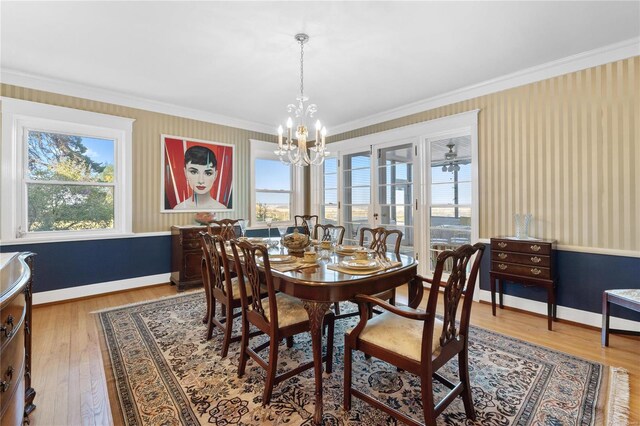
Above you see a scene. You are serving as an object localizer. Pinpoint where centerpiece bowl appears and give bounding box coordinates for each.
[283,229,310,253]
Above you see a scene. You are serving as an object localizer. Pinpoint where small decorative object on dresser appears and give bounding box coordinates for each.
[0,252,36,424]
[489,237,558,330]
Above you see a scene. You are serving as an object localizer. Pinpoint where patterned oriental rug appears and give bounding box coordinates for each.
[97,291,629,426]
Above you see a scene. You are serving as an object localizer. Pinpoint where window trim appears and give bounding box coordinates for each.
[249,139,303,227]
[1,97,134,243]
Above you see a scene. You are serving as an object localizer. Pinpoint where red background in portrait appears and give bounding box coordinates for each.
[163,137,233,209]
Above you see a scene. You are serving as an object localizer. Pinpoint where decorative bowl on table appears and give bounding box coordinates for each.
[283,229,310,253]
[194,212,216,225]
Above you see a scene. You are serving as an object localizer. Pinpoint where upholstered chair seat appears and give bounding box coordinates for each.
[356,307,444,361]
[255,293,310,328]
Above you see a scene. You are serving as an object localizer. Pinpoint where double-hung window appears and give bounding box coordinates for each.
[249,139,303,226]
[1,98,134,242]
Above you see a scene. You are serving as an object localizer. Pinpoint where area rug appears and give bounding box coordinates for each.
[97,291,628,426]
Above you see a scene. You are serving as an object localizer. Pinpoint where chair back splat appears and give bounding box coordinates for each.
[359,226,403,255]
[208,218,241,240]
[313,224,345,244]
[294,215,319,235]
[344,243,485,425]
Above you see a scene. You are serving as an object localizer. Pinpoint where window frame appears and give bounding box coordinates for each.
[249,139,303,227]
[1,98,134,243]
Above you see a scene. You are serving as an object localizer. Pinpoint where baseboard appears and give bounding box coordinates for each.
[477,289,640,332]
[33,273,171,305]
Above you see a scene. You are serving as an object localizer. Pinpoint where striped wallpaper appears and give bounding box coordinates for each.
[0,84,276,233]
[330,57,639,253]
[2,56,638,252]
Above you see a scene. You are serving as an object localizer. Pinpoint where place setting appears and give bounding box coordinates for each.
[328,248,402,275]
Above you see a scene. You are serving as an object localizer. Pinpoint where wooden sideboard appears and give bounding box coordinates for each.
[0,252,36,425]
[489,237,558,330]
[171,225,208,292]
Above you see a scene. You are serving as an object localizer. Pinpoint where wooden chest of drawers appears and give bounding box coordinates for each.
[170,225,234,292]
[489,238,557,330]
[171,225,208,292]
[0,252,36,425]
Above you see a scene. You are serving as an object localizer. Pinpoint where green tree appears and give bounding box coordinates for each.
[27,131,114,232]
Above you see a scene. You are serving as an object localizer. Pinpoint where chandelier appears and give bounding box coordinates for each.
[442,142,461,172]
[275,33,329,166]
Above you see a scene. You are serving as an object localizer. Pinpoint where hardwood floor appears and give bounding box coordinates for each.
[28,284,639,425]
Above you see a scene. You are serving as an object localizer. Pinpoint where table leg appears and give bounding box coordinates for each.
[303,301,331,425]
[498,279,504,309]
[490,274,496,316]
[602,292,610,347]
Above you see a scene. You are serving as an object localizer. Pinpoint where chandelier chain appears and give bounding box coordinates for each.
[299,40,304,98]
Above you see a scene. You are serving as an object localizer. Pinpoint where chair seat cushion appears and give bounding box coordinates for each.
[256,293,309,328]
[354,306,443,362]
[606,289,640,304]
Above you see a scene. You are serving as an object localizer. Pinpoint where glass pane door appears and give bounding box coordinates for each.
[429,136,472,272]
[342,151,371,244]
[377,144,414,255]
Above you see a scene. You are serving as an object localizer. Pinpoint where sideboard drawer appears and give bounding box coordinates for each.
[0,292,25,348]
[0,324,24,413]
[491,261,551,279]
[491,239,552,255]
[491,251,550,267]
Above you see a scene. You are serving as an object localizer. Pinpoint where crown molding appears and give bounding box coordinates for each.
[0,69,275,134]
[330,37,640,135]
[2,38,638,136]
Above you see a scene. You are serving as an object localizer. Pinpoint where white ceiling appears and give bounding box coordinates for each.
[1,1,639,135]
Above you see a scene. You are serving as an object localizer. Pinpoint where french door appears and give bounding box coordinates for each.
[341,139,416,256]
[313,111,479,278]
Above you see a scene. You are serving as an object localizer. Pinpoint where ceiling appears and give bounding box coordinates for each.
[1,1,639,135]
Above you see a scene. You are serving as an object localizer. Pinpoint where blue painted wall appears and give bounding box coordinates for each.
[3,237,639,324]
[479,244,640,321]
[1,236,171,293]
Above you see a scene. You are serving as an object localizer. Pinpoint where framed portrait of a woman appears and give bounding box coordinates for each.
[161,135,234,212]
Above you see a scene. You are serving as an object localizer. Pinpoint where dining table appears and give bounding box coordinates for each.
[235,239,419,425]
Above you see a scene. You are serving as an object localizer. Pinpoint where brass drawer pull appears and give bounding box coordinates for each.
[531,256,541,263]
[498,253,507,259]
[530,245,541,252]
[1,314,14,339]
[498,264,508,270]
[498,242,507,248]
[531,268,542,275]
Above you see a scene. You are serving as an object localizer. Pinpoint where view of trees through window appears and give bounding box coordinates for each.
[26,130,115,232]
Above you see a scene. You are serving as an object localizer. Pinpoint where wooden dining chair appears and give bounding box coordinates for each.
[359,226,403,306]
[313,223,345,244]
[344,243,485,426]
[313,224,346,315]
[200,232,259,357]
[294,215,319,235]
[208,218,241,240]
[229,239,335,405]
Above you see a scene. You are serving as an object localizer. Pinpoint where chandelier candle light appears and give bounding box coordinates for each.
[275,33,329,166]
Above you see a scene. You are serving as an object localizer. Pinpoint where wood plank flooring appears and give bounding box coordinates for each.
[27,284,639,425]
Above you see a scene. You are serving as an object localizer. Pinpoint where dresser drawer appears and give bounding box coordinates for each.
[491,251,550,267]
[491,239,551,255]
[181,228,207,241]
[491,261,552,279]
[0,292,25,348]
[0,325,24,413]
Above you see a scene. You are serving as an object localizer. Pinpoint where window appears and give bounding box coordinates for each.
[1,98,134,242]
[249,140,303,226]
[320,157,338,224]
